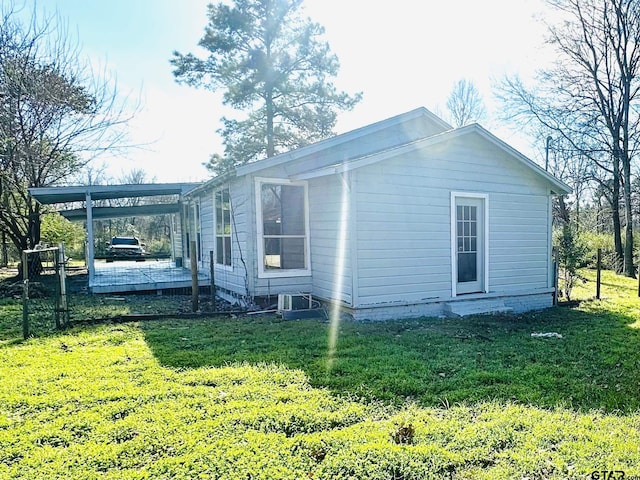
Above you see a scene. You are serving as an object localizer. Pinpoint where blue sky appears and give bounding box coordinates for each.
[25,0,552,183]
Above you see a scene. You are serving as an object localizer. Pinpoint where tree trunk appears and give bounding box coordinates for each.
[612,174,624,273]
[622,158,635,277]
[609,146,624,273]
[1,230,7,267]
[555,196,571,225]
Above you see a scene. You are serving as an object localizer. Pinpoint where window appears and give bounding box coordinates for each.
[256,179,310,277]
[456,205,478,282]
[215,187,232,267]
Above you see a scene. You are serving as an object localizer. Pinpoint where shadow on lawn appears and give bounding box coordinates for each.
[143,303,640,413]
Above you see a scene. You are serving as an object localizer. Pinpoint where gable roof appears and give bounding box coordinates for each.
[187,108,570,197]
[290,123,571,195]
[234,107,452,177]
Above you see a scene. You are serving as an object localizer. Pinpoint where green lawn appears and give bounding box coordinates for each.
[1,269,639,479]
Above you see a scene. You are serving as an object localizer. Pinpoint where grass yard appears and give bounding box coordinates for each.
[1,269,639,479]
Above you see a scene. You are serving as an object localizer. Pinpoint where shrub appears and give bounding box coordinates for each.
[580,231,618,270]
[555,225,587,301]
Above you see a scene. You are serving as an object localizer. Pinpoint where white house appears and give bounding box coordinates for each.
[178,107,570,320]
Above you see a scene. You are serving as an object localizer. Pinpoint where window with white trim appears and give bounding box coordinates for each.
[257,179,309,276]
[215,187,232,267]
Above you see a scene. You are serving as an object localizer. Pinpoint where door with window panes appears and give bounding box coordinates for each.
[455,197,484,294]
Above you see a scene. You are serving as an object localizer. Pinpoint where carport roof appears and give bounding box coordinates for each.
[28,183,201,205]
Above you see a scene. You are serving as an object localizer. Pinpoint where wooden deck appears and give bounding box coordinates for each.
[90,259,210,294]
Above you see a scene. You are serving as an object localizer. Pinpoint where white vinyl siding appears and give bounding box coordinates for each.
[198,197,214,270]
[181,117,556,312]
[308,174,352,305]
[356,177,452,305]
[489,193,549,290]
[182,181,249,299]
[355,133,553,307]
[238,111,451,300]
[218,179,250,297]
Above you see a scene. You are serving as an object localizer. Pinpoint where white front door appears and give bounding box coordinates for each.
[454,196,485,295]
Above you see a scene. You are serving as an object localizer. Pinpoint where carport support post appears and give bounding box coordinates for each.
[22,250,29,339]
[85,191,95,287]
[191,240,198,312]
[58,243,69,327]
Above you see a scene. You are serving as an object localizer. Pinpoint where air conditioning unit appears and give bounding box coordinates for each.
[277,293,312,311]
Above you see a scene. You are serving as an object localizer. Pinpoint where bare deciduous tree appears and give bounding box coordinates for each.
[446,79,486,127]
[0,4,133,259]
[497,0,640,277]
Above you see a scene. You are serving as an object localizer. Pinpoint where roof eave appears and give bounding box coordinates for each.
[29,182,202,205]
[469,124,572,195]
[293,124,572,195]
[182,170,237,198]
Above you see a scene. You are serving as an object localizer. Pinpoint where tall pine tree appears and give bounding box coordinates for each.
[171,0,361,175]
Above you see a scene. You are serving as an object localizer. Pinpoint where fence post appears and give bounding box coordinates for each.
[22,250,29,339]
[191,241,198,312]
[596,248,601,300]
[54,252,61,329]
[552,246,559,305]
[209,251,216,310]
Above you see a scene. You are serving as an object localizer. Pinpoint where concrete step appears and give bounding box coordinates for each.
[445,298,513,317]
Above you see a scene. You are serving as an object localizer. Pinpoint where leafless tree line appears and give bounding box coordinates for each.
[0,3,133,261]
[498,0,640,277]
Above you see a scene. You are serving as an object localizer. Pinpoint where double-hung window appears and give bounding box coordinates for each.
[256,178,310,277]
[215,187,232,267]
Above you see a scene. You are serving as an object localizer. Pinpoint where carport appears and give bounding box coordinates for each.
[28,183,202,292]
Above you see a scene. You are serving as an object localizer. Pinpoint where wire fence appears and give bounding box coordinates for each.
[90,256,210,295]
[6,245,241,340]
[20,245,69,338]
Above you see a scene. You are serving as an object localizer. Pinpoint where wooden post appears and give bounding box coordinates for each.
[54,252,61,330]
[191,241,198,312]
[22,251,29,339]
[209,251,216,310]
[596,248,601,300]
[552,246,559,305]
